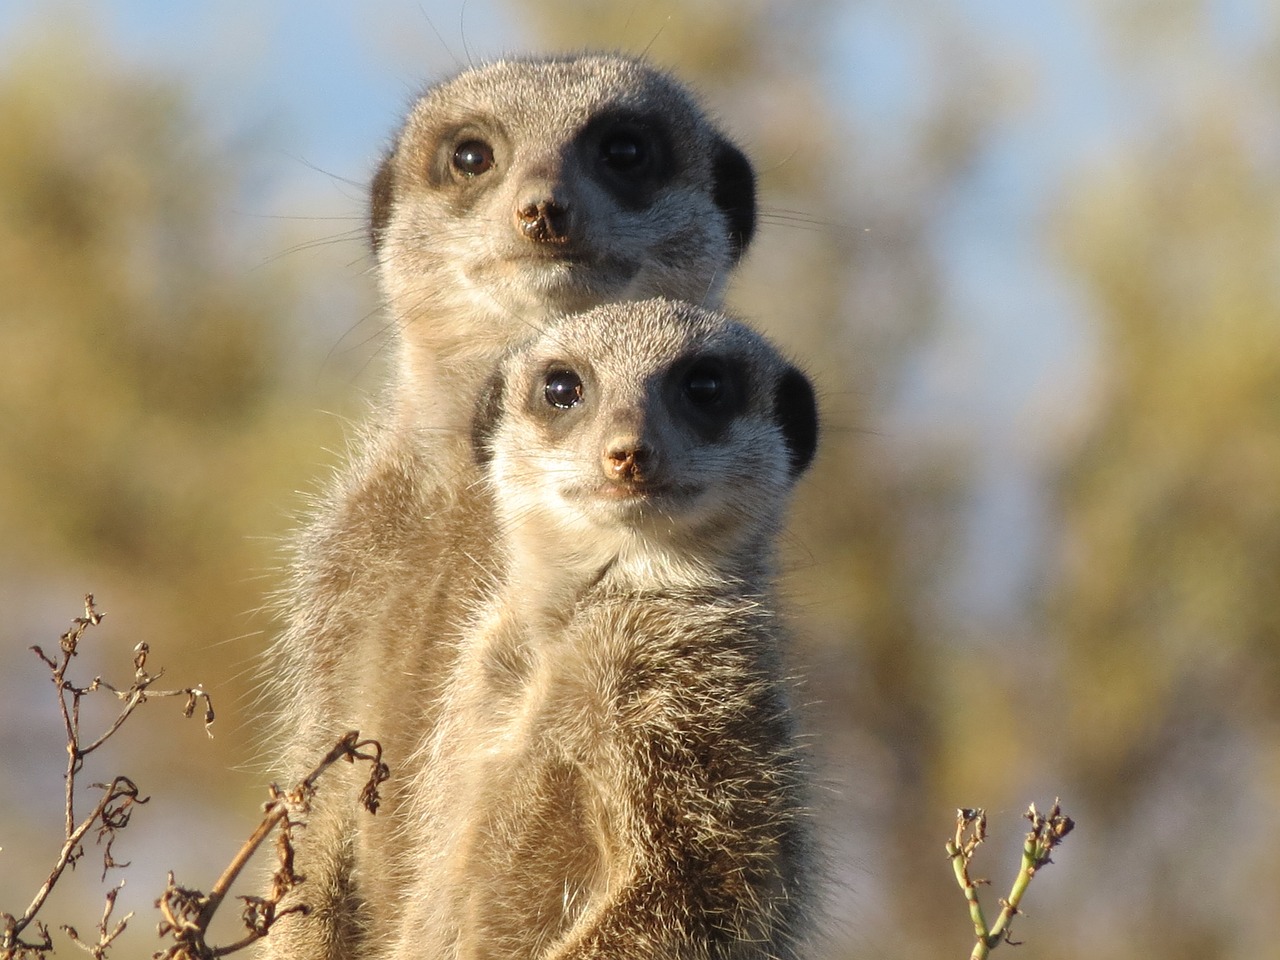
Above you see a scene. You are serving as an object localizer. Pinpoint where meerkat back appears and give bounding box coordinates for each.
[389,299,820,960]
[259,56,759,960]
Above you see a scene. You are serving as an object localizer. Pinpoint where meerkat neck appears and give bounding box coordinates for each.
[502,521,774,628]
[390,298,563,442]
[391,347,484,442]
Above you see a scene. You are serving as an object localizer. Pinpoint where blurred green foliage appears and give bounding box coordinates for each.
[0,21,364,840]
[1045,9,1280,954]
[0,40,276,575]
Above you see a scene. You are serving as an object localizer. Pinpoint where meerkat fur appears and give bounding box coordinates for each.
[386,298,820,960]
[259,55,758,960]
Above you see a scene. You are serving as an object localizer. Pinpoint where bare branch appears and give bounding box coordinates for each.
[62,882,133,959]
[1,596,206,960]
[153,731,388,959]
[4,597,386,960]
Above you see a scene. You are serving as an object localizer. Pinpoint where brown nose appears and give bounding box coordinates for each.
[516,198,570,242]
[603,438,653,482]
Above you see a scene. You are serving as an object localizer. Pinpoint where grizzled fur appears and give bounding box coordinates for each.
[386,299,819,960]
[371,53,756,440]
[259,56,756,960]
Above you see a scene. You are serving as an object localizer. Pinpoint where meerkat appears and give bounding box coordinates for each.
[260,55,758,959]
[384,298,819,960]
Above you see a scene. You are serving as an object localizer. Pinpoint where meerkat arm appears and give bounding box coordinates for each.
[538,606,808,960]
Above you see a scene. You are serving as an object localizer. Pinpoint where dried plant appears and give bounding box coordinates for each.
[1,596,388,960]
[154,731,388,960]
[2,595,212,960]
[946,799,1075,958]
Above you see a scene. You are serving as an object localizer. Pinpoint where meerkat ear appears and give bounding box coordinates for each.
[369,151,395,253]
[470,369,507,468]
[711,138,757,262]
[774,367,819,477]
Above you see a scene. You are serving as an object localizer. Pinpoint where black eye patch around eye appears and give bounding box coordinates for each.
[598,129,649,175]
[682,360,725,406]
[452,139,496,177]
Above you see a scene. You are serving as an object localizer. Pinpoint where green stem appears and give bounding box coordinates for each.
[983,828,1052,948]
[946,839,992,958]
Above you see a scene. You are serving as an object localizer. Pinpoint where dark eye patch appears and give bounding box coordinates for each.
[580,111,674,208]
[671,354,747,441]
[420,121,507,197]
[682,360,726,407]
[598,129,648,175]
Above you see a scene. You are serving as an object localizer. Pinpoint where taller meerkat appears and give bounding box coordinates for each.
[261,55,757,960]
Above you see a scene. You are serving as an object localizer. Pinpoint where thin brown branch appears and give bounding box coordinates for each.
[78,690,147,758]
[2,596,207,960]
[62,882,133,959]
[4,778,145,953]
[153,731,389,960]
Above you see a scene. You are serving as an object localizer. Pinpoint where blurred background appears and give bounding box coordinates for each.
[1,1,1277,957]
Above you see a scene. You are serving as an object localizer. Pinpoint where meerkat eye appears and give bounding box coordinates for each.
[683,361,725,406]
[599,131,647,173]
[544,370,584,409]
[452,140,495,177]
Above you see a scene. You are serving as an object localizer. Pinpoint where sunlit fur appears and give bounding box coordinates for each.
[259,55,755,960]
[386,299,819,960]
[376,54,755,441]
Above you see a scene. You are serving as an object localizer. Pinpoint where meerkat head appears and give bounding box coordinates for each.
[369,55,756,360]
[473,299,817,583]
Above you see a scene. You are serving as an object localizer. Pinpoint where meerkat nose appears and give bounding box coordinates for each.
[515,191,571,243]
[603,437,653,482]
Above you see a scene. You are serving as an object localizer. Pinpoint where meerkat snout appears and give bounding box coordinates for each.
[515,185,571,243]
[516,197,570,242]
[603,435,654,483]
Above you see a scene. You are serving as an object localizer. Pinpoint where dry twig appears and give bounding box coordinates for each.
[62,882,131,959]
[2,596,389,959]
[153,731,389,960]
[1,595,213,960]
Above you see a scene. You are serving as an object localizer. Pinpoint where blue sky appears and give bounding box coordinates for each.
[0,1,1116,208]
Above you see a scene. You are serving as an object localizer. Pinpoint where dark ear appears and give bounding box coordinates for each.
[369,151,395,253]
[774,367,819,477]
[711,138,757,262]
[471,369,507,468]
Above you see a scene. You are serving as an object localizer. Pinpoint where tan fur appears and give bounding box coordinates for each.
[387,299,819,960]
[259,56,756,960]
[374,54,756,440]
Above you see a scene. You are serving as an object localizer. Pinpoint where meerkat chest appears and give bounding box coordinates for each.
[459,589,764,765]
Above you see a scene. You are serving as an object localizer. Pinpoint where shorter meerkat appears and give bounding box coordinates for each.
[387,298,819,960]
